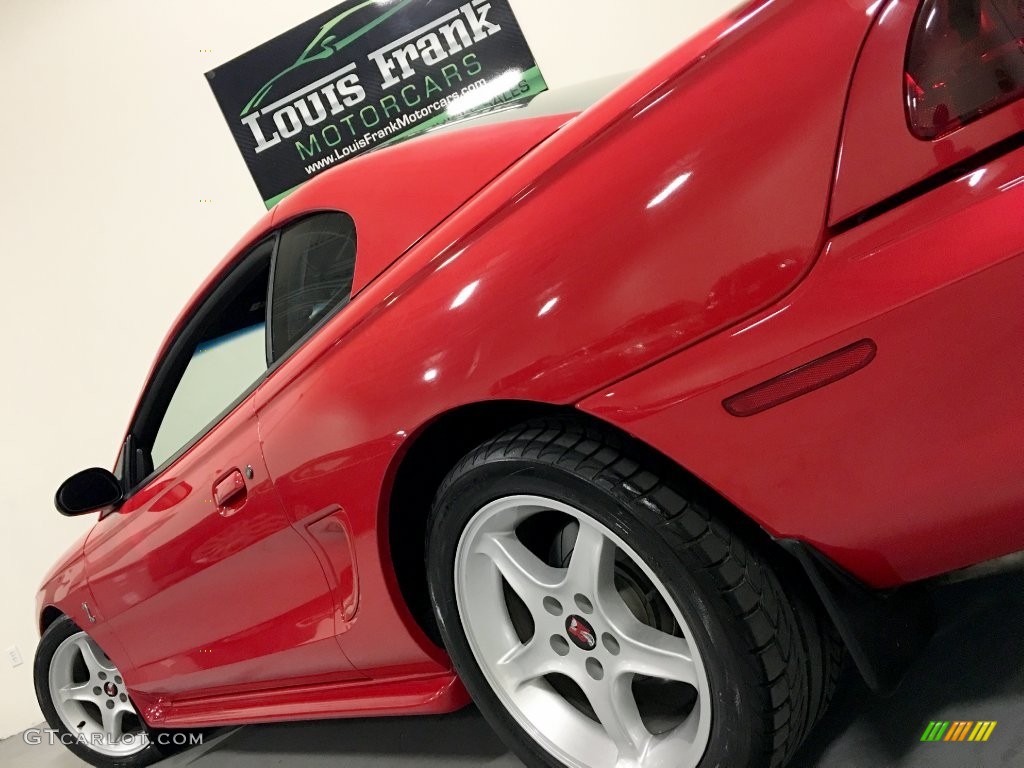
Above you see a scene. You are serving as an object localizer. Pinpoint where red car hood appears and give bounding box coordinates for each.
[273,113,574,295]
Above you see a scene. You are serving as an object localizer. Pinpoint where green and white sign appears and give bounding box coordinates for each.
[207,0,547,208]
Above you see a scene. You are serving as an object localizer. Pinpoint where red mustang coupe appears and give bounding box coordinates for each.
[35,0,1024,766]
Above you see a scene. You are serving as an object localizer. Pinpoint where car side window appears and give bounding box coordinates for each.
[148,241,273,469]
[270,212,357,361]
[905,0,1024,139]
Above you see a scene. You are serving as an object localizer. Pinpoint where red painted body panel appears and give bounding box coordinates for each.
[583,145,1024,587]
[340,115,573,296]
[84,400,364,701]
[37,0,1023,731]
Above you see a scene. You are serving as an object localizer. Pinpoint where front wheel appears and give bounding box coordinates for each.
[427,420,841,768]
[34,616,165,767]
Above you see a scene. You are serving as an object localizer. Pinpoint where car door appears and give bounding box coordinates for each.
[85,236,361,699]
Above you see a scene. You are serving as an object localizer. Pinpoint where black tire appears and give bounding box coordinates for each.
[426,418,843,768]
[35,616,167,768]
[789,580,845,732]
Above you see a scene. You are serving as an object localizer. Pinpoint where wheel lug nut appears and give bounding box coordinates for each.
[93,687,101,696]
[574,594,593,614]
[120,694,127,702]
[98,672,107,681]
[543,597,563,616]
[105,700,115,710]
[550,635,570,657]
[115,676,123,685]
[586,658,604,681]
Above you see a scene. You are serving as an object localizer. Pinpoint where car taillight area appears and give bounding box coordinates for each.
[905,0,1024,139]
[905,0,1024,138]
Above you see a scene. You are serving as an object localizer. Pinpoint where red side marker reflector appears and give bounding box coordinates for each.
[723,339,877,417]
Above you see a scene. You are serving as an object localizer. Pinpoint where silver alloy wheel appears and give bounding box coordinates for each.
[48,631,147,758]
[455,495,713,768]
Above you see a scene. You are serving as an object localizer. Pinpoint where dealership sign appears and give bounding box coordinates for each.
[207,0,547,208]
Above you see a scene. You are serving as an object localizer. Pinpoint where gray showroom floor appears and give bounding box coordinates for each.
[3,570,1022,768]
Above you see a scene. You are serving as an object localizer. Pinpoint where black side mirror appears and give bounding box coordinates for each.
[55,468,124,516]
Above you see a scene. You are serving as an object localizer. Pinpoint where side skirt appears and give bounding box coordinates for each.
[138,672,469,729]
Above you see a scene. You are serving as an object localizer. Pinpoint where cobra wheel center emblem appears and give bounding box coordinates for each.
[565,615,597,651]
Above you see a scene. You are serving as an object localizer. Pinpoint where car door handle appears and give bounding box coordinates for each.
[213,469,247,509]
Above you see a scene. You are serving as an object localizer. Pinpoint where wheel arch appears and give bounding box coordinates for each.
[40,606,64,635]
[385,400,795,646]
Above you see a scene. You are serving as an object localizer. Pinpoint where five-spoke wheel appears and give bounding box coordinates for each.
[48,631,145,757]
[456,495,711,768]
[428,420,843,768]
[35,615,168,767]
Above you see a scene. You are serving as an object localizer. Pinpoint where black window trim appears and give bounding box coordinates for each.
[265,231,279,368]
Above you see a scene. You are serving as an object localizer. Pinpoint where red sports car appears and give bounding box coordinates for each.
[35,0,1024,766]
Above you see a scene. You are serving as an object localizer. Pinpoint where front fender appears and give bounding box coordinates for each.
[36,531,92,633]
[37,528,139,709]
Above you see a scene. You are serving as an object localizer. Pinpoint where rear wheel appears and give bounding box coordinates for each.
[427,419,842,768]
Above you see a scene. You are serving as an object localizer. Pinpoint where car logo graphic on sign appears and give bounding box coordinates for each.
[565,615,597,651]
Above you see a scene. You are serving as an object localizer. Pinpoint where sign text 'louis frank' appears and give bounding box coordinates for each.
[208,0,545,207]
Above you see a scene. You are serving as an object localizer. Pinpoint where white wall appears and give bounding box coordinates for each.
[0,0,738,738]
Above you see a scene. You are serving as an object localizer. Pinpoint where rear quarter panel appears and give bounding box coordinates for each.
[582,145,1024,588]
[255,0,876,671]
